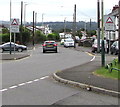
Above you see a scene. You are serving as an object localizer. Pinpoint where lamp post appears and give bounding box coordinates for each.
[101,0,105,67]
[24,3,28,29]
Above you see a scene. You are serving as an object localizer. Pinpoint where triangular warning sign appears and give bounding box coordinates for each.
[11,19,18,25]
[106,17,113,23]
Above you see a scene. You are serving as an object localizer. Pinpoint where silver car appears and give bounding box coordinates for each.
[42,41,58,53]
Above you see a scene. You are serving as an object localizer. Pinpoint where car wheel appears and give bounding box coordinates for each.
[115,51,118,55]
[18,48,23,52]
[43,50,45,53]
[111,51,113,55]
[55,49,57,53]
[0,48,3,53]
[92,50,95,53]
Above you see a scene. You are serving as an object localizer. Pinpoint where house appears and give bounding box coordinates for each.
[106,5,119,41]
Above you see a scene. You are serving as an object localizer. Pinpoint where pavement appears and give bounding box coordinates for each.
[53,45,120,98]
[0,44,119,97]
[0,53,30,60]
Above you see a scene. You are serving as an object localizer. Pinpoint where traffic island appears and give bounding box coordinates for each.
[0,53,30,60]
[53,61,120,98]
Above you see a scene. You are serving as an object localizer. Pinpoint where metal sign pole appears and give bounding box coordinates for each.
[14,33,15,54]
[109,31,111,54]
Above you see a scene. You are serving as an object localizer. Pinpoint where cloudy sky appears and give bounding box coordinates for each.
[0,0,119,22]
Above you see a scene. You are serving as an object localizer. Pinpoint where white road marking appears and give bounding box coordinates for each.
[26,81,33,84]
[90,56,96,62]
[2,76,49,92]
[9,86,18,89]
[0,89,8,92]
[33,79,39,82]
[40,76,49,80]
[18,83,26,86]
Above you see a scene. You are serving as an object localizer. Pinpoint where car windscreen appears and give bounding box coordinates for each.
[65,39,73,42]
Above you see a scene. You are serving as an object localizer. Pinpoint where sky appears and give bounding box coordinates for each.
[0,0,119,22]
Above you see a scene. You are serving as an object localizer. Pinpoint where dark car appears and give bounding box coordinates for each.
[42,41,58,53]
[0,42,27,53]
[110,41,118,55]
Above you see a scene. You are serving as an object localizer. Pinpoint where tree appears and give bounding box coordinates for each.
[2,28,9,34]
[35,31,47,43]
[47,33,60,41]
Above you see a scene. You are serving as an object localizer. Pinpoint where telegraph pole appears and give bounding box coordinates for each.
[20,1,23,44]
[89,18,91,37]
[33,11,35,46]
[101,0,105,67]
[73,4,76,48]
[64,17,66,40]
[118,0,120,63]
[97,0,100,53]
[10,0,12,54]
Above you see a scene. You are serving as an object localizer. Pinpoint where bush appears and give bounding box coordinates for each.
[35,31,47,43]
[0,33,10,43]
[47,33,60,41]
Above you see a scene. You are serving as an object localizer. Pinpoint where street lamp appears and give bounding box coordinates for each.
[24,3,28,28]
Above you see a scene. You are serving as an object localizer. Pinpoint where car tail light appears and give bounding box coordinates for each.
[42,44,46,46]
[53,44,57,46]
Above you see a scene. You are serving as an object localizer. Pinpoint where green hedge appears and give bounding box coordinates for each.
[0,33,10,43]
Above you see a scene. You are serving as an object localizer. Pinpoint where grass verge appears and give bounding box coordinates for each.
[94,59,120,80]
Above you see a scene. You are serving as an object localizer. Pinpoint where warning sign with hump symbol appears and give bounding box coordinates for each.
[10,18,19,33]
[104,15,115,31]
[11,19,19,25]
[106,17,113,23]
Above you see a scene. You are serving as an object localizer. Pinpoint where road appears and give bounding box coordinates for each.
[1,45,119,105]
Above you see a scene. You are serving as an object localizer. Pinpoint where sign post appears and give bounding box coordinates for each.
[104,15,115,54]
[10,18,19,54]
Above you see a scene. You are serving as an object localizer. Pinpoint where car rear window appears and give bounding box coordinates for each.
[45,41,55,44]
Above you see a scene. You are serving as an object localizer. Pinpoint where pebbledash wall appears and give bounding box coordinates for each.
[0,21,2,106]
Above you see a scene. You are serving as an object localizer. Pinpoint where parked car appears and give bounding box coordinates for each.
[64,38,75,47]
[92,39,108,53]
[75,36,80,43]
[42,41,58,53]
[60,39,65,45]
[0,42,27,53]
[110,41,119,55]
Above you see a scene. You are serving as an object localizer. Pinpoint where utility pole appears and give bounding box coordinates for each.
[64,17,66,40]
[101,0,105,67]
[89,19,91,37]
[97,0,100,53]
[10,0,12,54]
[73,4,76,48]
[118,0,120,63]
[33,11,35,46]
[35,12,37,32]
[24,3,28,29]
[20,1,23,44]
[42,13,44,33]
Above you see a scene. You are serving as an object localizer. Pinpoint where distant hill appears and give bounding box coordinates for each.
[30,21,97,32]
[1,21,97,32]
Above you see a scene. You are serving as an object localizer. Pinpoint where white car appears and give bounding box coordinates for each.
[92,39,108,53]
[64,38,75,47]
[60,39,65,45]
